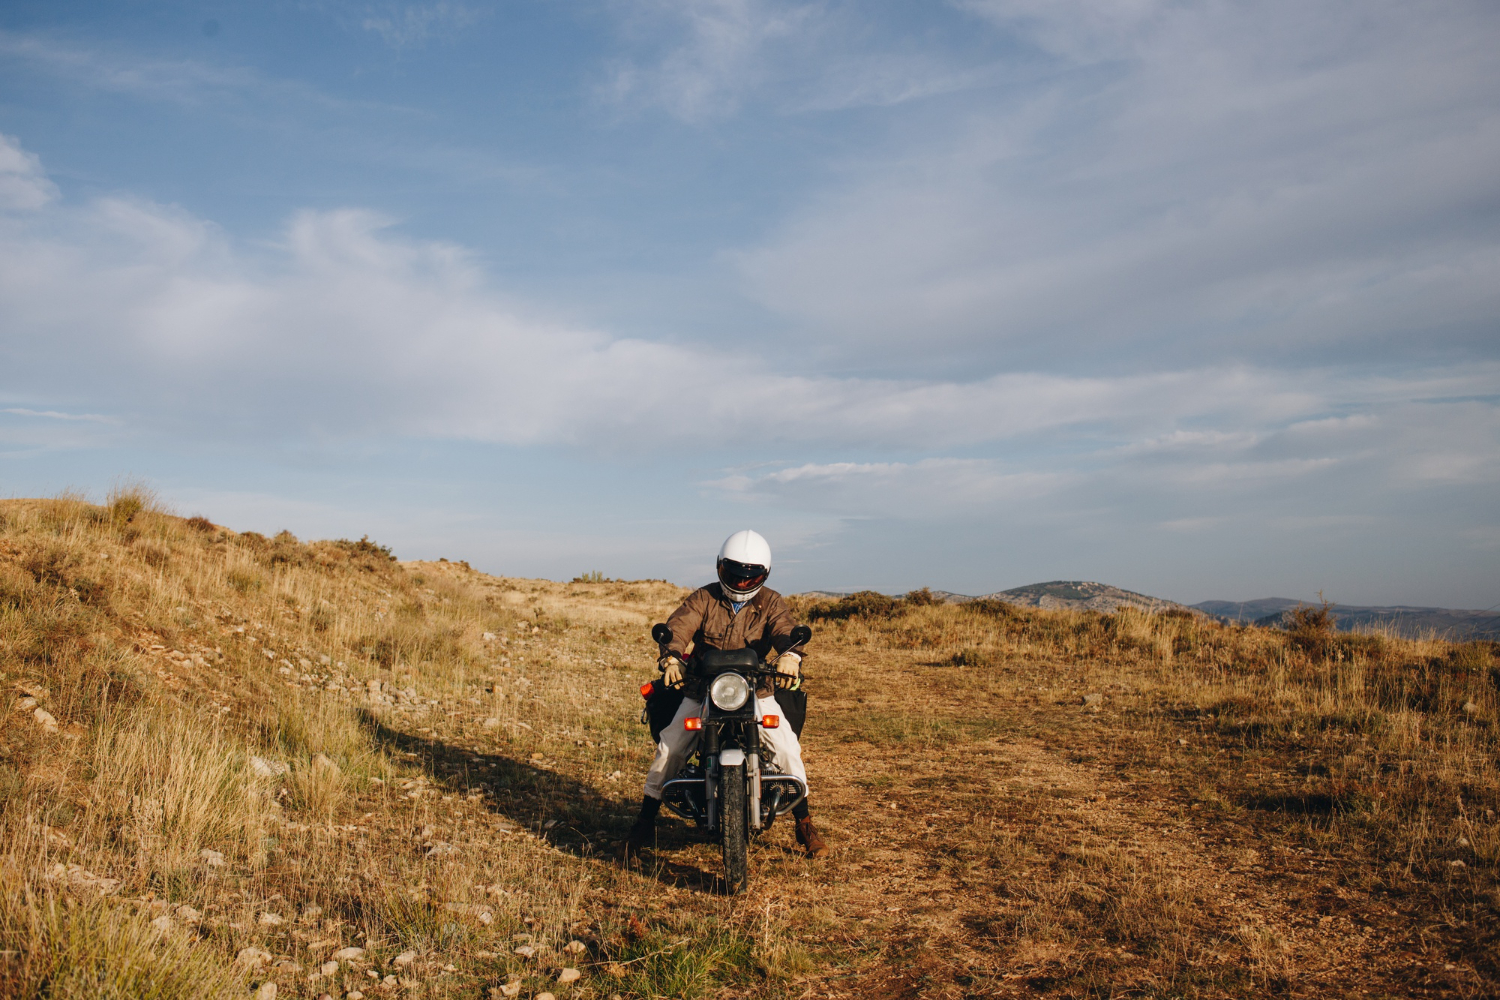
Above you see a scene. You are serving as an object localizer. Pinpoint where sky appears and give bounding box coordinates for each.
[1,0,1497,607]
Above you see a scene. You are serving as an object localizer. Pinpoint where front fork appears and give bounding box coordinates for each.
[748,719,763,831]
[704,716,764,832]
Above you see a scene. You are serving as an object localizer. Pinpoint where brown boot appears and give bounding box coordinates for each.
[795,816,828,858]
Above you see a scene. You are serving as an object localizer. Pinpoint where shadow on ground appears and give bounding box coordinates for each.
[356,710,736,893]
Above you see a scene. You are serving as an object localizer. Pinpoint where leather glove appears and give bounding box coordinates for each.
[660,656,685,689]
[774,651,801,689]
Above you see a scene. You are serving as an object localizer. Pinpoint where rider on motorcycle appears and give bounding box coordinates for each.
[624,529,828,859]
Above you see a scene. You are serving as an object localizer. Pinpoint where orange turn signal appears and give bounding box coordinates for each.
[684,717,703,731]
[761,715,781,728]
[640,681,655,699]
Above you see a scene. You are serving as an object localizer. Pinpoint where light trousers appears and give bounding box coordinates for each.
[643,691,807,800]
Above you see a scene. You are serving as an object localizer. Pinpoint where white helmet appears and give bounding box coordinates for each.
[717,529,772,603]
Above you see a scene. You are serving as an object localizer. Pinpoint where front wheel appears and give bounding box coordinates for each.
[719,763,749,894]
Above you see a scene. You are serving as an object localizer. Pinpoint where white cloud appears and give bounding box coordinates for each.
[0,134,58,211]
[361,2,484,49]
[735,0,1500,365]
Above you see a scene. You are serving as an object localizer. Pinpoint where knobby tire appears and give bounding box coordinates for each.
[720,763,749,894]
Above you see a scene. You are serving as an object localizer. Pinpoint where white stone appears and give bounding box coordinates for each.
[347,992,364,1000]
[367,679,383,695]
[483,718,501,728]
[237,947,272,967]
[564,940,586,954]
[513,944,535,958]
[498,982,522,998]
[536,993,556,1000]
[311,754,339,775]
[175,904,202,921]
[393,951,417,967]
[332,947,365,961]
[250,756,289,778]
[15,697,37,711]
[558,968,581,984]
[33,708,58,731]
[200,848,225,867]
[1463,701,1478,715]
[254,984,278,1000]
[320,961,339,976]
[259,912,284,926]
[383,975,397,986]
[149,914,174,933]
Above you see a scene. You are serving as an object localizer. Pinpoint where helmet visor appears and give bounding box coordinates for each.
[718,558,768,595]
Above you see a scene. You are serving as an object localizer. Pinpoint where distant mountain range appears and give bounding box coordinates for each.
[1192,598,1500,640]
[800,580,1193,614]
[798,583,1499,640]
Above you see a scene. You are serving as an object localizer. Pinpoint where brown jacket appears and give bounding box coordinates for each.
[662,583,804,667]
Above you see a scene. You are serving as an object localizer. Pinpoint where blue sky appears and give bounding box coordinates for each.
[1,0,1497,607]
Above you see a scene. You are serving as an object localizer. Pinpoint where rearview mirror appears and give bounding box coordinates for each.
[651,623,673,645]
[789,624,812,646]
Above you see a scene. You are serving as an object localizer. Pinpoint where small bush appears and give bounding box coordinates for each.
[184,515,214,532]
[106,482,160,526]
[806,590,900,621]
[335,535,396,561]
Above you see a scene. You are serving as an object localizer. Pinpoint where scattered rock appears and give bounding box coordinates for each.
[1451,859,1467,868]
[564,940,586,954]
[15,697,37,711]
[320,961,339,976]
[259,912,284,926]
[332,947,365,961]
[346,992,364,1000]
[301,905,323,921]
[1463,701,1478,715]
[383,975,397,986]
[536,994,556,1000]
[34,708,59,732]
[558,967,581,984]
[513,944,536,958]
[495,981,523,998]
[511,933,533,943]
[482,632,497,641]
[393,950,417,967]
[254,983,278,1000]
[311,754,340,776]
[46,862,121,894]
[367,679,383,695]
[200,848,225,867]
[175,904,202,921]
[1457,836,1471,847]
[1177,738,1188,746]
[530,753,545,761]
[237,947,272,968]
[483,718,501,728]
[1081,693,1103,707]
[250,756,289,778]
[149,914,174,934]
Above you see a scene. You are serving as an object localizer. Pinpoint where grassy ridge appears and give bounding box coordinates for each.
[2,494,1497,997]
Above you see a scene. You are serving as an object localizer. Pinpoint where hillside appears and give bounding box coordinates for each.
[980,580,1193,614]
[3,494,1499,998]
[1196,599,1500,640]
[801,582,1193,614]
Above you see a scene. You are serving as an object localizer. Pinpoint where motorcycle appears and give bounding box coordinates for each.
[640,623,812,894]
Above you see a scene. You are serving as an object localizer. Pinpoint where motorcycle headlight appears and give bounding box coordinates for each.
[709,672,751,711]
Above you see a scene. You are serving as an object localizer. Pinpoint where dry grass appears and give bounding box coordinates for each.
[1,495,1496,998]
